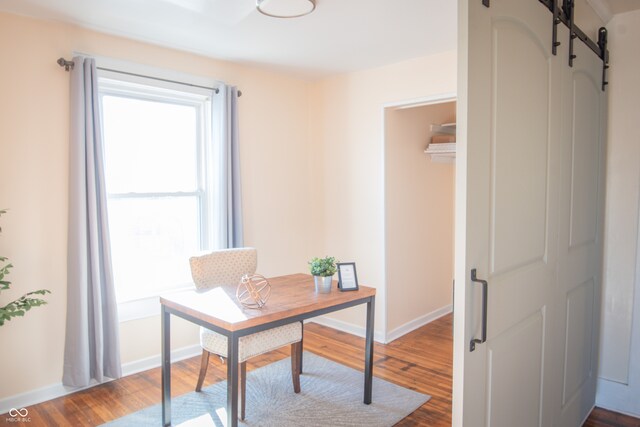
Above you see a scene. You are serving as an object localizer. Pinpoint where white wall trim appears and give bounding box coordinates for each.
[581,404,597,427]
[117,295,162,322]
[383,92,457,110]
[307,317,386,343]
[117,286,194,323]
[121,344,201,377]
[596,375,640,418]
[386,304,453,343]
[0,379,100,417]
[0,344,201,415]
[380,91,456,341]
[309,304,452,345]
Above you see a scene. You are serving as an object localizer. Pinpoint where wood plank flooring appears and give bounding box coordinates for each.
[1,314,638,426]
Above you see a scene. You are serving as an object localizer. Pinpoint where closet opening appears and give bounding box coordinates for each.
[383,96,456,343]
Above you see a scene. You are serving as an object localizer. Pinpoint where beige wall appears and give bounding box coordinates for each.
[0,10,458,403]
[310,52,457,333]
[597,8,640,417]
[385,102,455,334]
[0,12,315,400]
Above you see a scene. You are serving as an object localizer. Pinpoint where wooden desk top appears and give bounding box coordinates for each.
[160,273,375,332]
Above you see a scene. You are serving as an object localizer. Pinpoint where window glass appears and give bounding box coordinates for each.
[100,78,213,304]
[108,197,200,302]
[102,95,198,194]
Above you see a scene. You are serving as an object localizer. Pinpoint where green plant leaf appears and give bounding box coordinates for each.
[26,289,51,296]
[308,256,338,277]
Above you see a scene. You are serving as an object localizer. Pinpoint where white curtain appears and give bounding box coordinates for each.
[63,56,121,387]
[215,84,244,248]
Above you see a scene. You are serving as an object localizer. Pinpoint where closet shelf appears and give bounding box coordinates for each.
[424,143,456,163]
[425,122,456,162]
[424,143,456,154]
[430,123,456,135]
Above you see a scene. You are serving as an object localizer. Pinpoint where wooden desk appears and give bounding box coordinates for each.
[159,273,376,427]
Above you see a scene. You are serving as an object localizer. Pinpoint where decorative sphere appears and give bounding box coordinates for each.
[236,274,271,309]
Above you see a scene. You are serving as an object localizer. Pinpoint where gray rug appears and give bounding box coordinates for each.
[103,352,430,426]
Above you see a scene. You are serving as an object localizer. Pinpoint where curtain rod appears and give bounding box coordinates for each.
[56,58,242,96]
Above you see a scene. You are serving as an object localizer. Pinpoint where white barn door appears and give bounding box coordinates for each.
[454,0,605,426]
[555,24,606,426]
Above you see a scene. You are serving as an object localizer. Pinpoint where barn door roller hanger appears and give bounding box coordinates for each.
[482,0,609,91]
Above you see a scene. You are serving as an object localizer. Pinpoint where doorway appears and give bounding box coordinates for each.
[383,97,456,341]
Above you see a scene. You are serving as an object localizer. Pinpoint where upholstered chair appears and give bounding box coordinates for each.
[189,247,302,420]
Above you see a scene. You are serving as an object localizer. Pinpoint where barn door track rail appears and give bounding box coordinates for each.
[482,0,609,91]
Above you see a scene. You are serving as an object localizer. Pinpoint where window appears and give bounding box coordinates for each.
[99,75,217,306]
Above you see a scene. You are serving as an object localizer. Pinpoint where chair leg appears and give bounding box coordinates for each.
[300,321,304,374]
[291,342,301,393]
[239,362,247,420]
[196,350,210,392]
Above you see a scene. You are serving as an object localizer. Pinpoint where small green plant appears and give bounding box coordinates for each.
[308,256,338,277]
[0,209,50,326]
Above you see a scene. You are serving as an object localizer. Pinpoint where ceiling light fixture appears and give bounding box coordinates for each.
[256,0,316,18]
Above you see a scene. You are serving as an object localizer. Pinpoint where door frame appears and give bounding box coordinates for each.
[381,92,457,343]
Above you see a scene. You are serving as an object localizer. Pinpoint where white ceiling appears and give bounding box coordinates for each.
[0,0,458,78]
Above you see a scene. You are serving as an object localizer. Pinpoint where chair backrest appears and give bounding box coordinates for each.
[189,247,258,290]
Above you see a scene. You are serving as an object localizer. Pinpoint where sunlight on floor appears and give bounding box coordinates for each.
[176,411,224,427]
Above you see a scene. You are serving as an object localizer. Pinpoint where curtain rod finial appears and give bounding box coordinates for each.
[57,57,74,71]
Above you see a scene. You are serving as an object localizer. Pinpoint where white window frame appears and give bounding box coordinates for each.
[97,69,219,321]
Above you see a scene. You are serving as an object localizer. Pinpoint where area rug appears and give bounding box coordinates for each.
[103,351,430,427]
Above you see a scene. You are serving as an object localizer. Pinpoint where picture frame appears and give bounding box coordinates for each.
[337,262,359,292]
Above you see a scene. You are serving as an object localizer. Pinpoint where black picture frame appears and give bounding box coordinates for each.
[337,262,359,292]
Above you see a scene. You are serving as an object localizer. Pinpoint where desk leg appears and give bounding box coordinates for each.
[161,305,171,426]
[300,321,304,374]
[364,295,375,404]
[227,333,239,427]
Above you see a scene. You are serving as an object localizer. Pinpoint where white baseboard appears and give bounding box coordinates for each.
[385,304,452,343]
[596,376,640,419]
[581,403,596,427]
[595,402,640,419]
[0,379,100,417]
[0,344,201,415]
[308,304,452,345]
[307,316,386,343]
[121,344,201,377]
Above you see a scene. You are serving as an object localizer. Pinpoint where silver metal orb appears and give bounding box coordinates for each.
[236,274,271,309]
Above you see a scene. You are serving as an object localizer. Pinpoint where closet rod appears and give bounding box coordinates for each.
[56,58,242,96]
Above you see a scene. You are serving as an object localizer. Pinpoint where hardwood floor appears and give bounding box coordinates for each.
[585,408,640,427]
[2,314,638,426]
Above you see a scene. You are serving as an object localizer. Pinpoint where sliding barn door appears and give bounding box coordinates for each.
[453,0,605,426]
[555,24,606,426]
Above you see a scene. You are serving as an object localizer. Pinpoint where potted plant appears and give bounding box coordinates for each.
[0,209,50,326]
[308,256,337,294]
